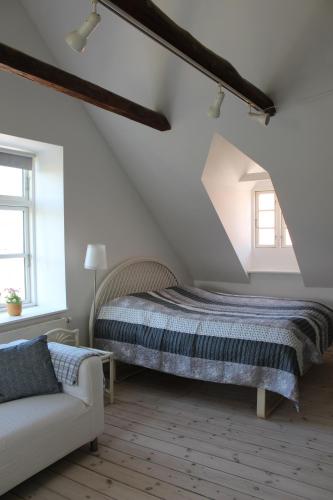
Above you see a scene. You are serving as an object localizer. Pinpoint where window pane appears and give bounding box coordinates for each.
[0,257,26,303]
[258,192,275,210]
[258,210,275,228]
[284,228,292,246]
[258,228,275,246]
[0,210,24,254]
[0,166,23,197]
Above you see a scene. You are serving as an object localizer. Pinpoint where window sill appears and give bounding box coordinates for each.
[248,270,301,275]
[0,306,68,328]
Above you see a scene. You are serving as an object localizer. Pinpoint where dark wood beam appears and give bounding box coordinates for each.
[0,42,171,131]
[99,0,276,116]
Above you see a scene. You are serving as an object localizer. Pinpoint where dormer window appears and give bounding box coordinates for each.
[254,190,292,248]
[202,133,299,274]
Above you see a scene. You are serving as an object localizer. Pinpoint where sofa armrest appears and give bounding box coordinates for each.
[62,356,104,407]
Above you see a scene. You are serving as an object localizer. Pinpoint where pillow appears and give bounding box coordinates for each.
[0,335,61,404]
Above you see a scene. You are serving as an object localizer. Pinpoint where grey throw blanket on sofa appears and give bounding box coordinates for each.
[47,342,100,385]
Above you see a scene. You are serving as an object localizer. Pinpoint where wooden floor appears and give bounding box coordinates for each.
[6,349,333,500]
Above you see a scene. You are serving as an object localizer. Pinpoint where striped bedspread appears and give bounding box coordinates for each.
[94,286,333,402]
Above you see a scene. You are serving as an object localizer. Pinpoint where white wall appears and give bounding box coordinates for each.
[21,0,333,287]
[35,143,66,310]
[201,134,252,276]
[0,1,189,343]
[20,0,333,297]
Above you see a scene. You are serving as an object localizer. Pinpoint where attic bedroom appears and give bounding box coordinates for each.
[0,1,333,499]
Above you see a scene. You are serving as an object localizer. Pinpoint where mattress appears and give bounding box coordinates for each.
[94,286,333,402]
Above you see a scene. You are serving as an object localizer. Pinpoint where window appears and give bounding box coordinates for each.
[254,190,292,248]
[0,152,34,308]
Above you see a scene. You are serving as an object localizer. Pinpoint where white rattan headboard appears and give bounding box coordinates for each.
[89,258,179,346]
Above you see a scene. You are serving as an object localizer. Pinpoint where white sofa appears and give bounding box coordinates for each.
[0,355,104,496]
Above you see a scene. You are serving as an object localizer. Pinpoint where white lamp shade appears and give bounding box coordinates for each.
[84,244,107,270]
[65,31,87,53]
[65,11,101,53]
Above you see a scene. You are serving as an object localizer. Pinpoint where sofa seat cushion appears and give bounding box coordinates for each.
[0,393,87,461]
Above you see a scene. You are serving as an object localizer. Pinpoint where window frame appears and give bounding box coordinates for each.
[0,165,36,310]
[254,190,277,248]
[281,214,292,248]
[254,189,292,249]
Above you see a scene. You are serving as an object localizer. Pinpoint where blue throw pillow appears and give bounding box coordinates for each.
[0,335,61,403]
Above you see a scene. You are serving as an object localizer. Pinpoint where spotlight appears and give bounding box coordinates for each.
[248,105,270,126]
[66,0,101,53]
[208,84,225,118]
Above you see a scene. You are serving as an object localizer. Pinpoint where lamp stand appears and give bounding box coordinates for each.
[84,243,107,346]
[92,269,97,347]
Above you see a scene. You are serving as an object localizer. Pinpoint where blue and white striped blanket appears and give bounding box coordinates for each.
[94,286,333,401]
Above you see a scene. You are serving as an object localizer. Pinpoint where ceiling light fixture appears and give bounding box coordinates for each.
[65,0,101,53]
[248,105,270,126]
[208,84,225,119]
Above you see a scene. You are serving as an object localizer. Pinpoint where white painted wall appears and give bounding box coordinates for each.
[21,0,333,287]
[0,318,68,344]
[201,134,252,276]
[34,142,66,310]
[249,248,299,274]
[19,0,333,294]
[0,1,189,343]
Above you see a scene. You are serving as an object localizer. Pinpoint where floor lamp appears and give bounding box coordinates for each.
[84,244,107,345]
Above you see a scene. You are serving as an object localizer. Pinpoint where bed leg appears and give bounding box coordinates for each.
[109,358,115,404]
[90,438,98,452]
[113,359,116,383]
[257,388,284,418]
[257,388,267,418]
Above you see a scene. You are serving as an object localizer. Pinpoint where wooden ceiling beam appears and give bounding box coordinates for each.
[99,0,276,116]
[0,42,171,131]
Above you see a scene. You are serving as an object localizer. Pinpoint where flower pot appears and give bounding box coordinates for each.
[7,303,22,316]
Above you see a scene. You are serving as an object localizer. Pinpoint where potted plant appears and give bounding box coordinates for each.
[4,288,22,316]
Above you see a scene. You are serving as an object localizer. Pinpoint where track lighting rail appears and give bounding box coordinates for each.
[98,0,276,116]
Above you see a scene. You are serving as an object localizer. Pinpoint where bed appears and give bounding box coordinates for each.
[90,258,333,418]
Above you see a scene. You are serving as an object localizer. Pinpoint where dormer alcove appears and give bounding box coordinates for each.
[202,134,300,274]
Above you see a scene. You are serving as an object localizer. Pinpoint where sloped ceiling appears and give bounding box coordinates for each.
[19,0,333,285]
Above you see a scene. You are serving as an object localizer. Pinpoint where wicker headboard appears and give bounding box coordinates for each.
[89,258,179,346]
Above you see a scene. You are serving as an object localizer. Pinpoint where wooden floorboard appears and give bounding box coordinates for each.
[103,412,333,488]
[8,348,333,499]
[106,399,333,469]
[105,404,333,484]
